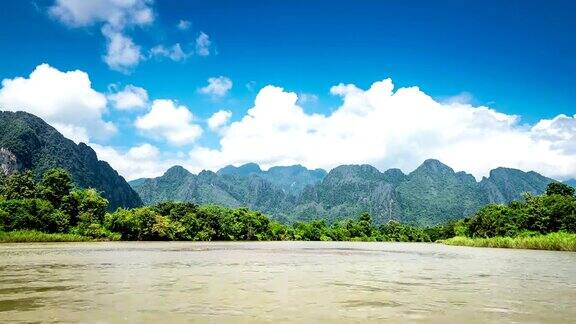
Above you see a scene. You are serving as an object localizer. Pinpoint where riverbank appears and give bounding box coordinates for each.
[0,230,92,243]
[3,230,575,252]
[440,232,576,252]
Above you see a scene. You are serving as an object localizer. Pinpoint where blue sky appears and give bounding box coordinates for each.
[0,1,575,180]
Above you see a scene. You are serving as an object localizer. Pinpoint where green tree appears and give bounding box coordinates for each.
[357,212,375,238]
[105,208,138,240]
[467,204,520,237]
[38,168,73,208]
[0,198,69,233]
[329,221,351,241]
[64,188,108,225]
[0,170,36,200]
[546,182,575,197]
[152,201,198,222]
[523,194,576,233]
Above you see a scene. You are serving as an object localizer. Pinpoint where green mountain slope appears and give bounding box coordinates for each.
[479,167,553,203]
[217,163,326,195]
[565,179,576,188]
[395,160,486,225]
[0,111,142,210]
[295,164,400,223]
[134,166,297,222]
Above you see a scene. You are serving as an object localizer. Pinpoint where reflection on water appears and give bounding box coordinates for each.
[0,242,575,322]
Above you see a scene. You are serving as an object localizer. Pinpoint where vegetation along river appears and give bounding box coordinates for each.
[0,241,575,322]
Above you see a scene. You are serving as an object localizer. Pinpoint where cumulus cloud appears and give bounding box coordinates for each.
[101,26,142,72]
[149,43,190,61]
[177,19,191,31]
[108,84,148,110]
[198,76,232,97]
[49,0,154,72]
[532,114,576,155]
[48,0,153,28]
[0,63,115,143]
[195,32,212,56]
[188,78,576,180]
[135,99,202,145]
[91,143,182,180]
[208,110,232,130]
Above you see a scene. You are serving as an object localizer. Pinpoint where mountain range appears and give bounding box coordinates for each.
[0,111,142,210]
[131,159,559,226]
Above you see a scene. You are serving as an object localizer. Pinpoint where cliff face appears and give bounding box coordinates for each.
[0,111,142,209]
[0,148,17,176]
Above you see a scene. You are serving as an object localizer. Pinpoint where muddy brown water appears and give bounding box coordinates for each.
[0,241,575,322]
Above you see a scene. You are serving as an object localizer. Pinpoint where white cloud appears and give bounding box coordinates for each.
[195,32,212,56]
[198,76,232,97]
[177,19,191,31]
[531,114,576,155]
[92,143,181,180]
[101,26,142,72]
[49,0,154,72]
[135,99,202,145]
[49,0,153,28]
[440,92,474,105]
[53,124,91,144]
[187,78,576,180]
[0,63,115,143]
[108,84,148,110]
[149,43,189,61]
[208,110,232,130]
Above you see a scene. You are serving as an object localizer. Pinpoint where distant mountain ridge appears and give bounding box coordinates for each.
[132,165,296,221]
[216,163,327,194]
[131,159,556,226]
[0,111,142,210]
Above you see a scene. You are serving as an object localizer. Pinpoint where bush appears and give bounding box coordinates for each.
[71,223,120,240]
[0,198,70,233]
[105,207,181,240]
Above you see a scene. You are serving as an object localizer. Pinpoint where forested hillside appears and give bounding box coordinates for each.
[0,111,141,210]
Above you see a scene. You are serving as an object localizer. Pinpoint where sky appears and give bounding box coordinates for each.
[0,0,575,181]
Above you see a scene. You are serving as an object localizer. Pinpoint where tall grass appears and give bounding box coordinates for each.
[440,232,576,252]
[0,230,91,243]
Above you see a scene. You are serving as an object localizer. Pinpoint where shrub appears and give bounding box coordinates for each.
[71,223,120,240]
[0,198,69,233]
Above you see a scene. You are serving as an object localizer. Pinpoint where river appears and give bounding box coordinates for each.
[0,242,574,322]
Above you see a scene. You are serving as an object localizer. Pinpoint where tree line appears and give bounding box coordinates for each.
[432,182,576,241]
[1,168,574,242]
